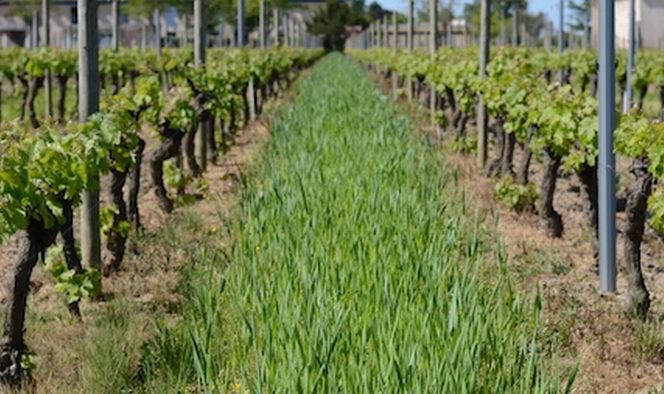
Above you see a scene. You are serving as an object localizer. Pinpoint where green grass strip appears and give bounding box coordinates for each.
[140,53,575,393]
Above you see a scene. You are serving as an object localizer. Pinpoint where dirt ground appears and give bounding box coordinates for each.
[452,146,664,394]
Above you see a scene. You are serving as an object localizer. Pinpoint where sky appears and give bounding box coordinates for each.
[375,0,566,28]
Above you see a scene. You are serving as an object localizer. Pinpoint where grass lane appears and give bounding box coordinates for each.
[140,53,574,393]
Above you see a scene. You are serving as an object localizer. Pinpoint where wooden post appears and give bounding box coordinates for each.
[273,8,280,46]
[182,14,189,47]
[111,0,119,51]
[477,0,490,168]
[154,9,161,56]
[512,7,520,46]
[383,16,388,48]
[31,9,38,49]
[299,23,304,47]
[78,0,101,272]
[218,20,224,47]
[294,18,298,47]
[429,0,438,135]
[194,0,207,172]
[141,21,147,49]
[623,0,636,112]
[598,0,617,292]
[392,12,398,49]
[447,22,452,47]
[194,6,206,70]
[259,0,266,48]
[288,13,294,47]
[237,0,245,47]
[407,0,414,100]
[558,0,564,83]
[392,12,399,98]
[499,0,506,45]
[379,18,384,47]
[584,0,591,49]
[42,0,52,118]
[376,22,380,48]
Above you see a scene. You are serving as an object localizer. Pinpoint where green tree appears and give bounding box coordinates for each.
[307,0,361,52]
[568,0,591,45]
[417,0,456,25]
[367,1,387,21]
[463,0,543,41]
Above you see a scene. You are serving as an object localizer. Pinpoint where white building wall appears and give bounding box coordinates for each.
[593,0,664,49]
[640,0,664,49]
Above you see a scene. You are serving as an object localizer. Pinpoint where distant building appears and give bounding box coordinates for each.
[0,1,320,49]
[591,0,664,49]
[0,1,171,49]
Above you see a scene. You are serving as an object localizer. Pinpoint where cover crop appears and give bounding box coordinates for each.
[166,54,576,392]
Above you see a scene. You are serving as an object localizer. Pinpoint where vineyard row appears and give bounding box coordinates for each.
[0,46,323,384]
[349,47,664,319]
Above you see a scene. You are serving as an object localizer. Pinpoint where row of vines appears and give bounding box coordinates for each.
[0,46,322,385]
[350,47,664,319]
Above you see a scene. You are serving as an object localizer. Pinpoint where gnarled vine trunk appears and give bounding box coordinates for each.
[623,157,653,319]
[486,119,506,178]
[455,113,470,139]
[27,77,44,129]
[248,79,257,121]
[659,85,664,121]
[104,169,128,276]
[18,76,29,122]
[205,116,216,163]
[60,199,84,316]
[225,101,237,138]
[56,76,68,123]
[129,72,137,94]
[444,87,457,129]
[636,85,648,111]
[183,125,201,178]
[0,221,58,387]
[242,85,251,127]
[500,131,516,177]
[128,139,145,230]
[590,73,599,97]
[516,130,534,185]
[537,149,563,237]
[219,116,229,151]
[150,127,185,214]
[576,164,599,256]
[112,74,121,95]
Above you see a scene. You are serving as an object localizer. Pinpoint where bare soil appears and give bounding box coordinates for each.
[453,146,664,394]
